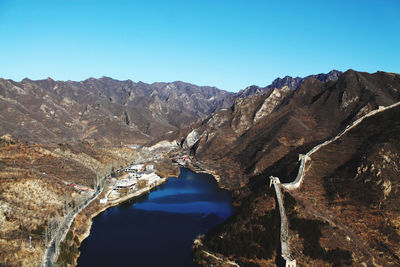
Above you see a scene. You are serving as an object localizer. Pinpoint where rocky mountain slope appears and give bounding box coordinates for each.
[285,104,400,266]
[0,70,341,146]
[178,70,400,189]
[235,69,342,99]
[2,69,400,266]
[195,104,400,266]
[209,70,343,112]
[0,76,234,265]
[175,70,400,265]
[0,77,233,145]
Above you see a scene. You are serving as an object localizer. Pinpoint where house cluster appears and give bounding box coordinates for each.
[124,164,145,172]
[172,152,191,166]
[101,163,162,203]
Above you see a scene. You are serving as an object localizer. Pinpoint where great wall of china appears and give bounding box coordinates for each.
[269,101,400,267]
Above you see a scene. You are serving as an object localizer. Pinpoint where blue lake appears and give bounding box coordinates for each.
[77,168,234,267]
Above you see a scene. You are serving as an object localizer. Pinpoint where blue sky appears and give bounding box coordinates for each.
[0,0,399,92]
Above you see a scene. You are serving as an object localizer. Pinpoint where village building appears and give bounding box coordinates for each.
[124,164,144,172]
[140,172,160,187]
[115,179,137,192]
[146,164,154,171]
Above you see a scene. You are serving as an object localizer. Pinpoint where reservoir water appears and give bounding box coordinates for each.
[77,168,234,267]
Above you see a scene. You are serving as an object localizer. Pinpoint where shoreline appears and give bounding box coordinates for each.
[184,161,222,184]
[63,170,178,266]
[58,161,227,266]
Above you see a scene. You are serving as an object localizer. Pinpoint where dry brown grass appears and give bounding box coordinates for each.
[0,138,141,266]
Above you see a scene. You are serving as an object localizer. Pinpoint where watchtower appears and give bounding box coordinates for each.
[298,154,310,162]
[269,176,280,187]
[285,258,296,267]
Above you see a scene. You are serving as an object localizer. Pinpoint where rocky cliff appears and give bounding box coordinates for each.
[235,69,342,99]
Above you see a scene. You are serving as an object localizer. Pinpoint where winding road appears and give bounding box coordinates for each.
[42,176,109,267]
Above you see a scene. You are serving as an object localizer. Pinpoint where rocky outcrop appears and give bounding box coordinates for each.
[183,129,202,149]
[236,69,342,98]
[253,87,290,123]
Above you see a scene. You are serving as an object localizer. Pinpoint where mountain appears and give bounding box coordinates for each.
[172,70,400,265]
[178,70,400,189]
[284,104,400,266]
[0,77,233,145]
[2,69,400,266]
[236,69,342,98]
[195,103,400,266]
[209,70,342,112]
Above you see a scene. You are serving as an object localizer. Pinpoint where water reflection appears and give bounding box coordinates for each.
[78,168,233,267]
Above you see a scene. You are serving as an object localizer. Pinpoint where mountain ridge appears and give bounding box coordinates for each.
[176,69,400,189]
[0,77,234,145]
[236,69,343,98]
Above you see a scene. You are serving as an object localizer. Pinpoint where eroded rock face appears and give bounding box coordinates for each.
[231,96,259,134]
[207,111,230,129]
[340,90,359,109]
[236,69,343,98]
[146,140,179,151]
[183,129,202,149]
[253,87,290,123]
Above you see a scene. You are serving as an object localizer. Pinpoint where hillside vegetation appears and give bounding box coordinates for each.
[0,135,145,265]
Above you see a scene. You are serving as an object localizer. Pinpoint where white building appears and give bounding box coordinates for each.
[140,172,161,187]
[129,172,141,179]
[146,164,154,171]
[115,179,137,191]
[125,164,144,172]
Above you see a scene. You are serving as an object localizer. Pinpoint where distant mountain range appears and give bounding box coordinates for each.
[0,70,344,145]
[0,77,233,144]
